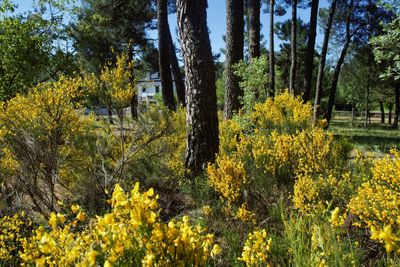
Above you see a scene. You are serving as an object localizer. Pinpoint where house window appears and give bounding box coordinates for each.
[155,86,160,93]
[142,88,146,93]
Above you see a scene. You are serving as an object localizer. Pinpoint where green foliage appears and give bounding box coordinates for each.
[371,16,400,80]
[233,55,269,112]
[0,14,52,100]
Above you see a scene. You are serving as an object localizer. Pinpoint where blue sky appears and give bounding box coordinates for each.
[12,0,330,61]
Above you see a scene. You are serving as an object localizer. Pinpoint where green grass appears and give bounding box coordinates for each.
[329,118,400,153]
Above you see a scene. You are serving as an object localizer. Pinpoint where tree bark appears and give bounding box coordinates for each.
[325,37,351,126]
[379,100,385,123]
[302,0,319,101]
[269,0,275,96]
[158,0,176,111]
[394,82,400,128]
[289,0,297,94]
[389,101,393,124]
[248,0,260,60]
[325,0,353,126]
[313,0,337,125]
[167,26,186,106]
[224,0,244,119]
[177,0,219,175]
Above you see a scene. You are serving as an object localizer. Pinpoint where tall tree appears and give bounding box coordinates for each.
[325,0,354,125]
[70,0,157,118]
[289,0,297,94]
[325,0,393,126]
[167,28,186,106]
[248,0,261,60]
[177,0,219,174]
[158,0,176,110]
[371,15,400,127]
[302,0,319,101]
[313,0,337,124]
[276,18,308,90]
[224,0,244,119]
[269,0,276,96]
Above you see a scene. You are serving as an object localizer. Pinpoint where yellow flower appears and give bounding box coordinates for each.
[77,211,86,222]
[71,204,80,214]
[87,250,98,266]
[211,244,222,258]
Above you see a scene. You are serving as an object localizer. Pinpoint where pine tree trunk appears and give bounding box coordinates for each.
[177,0,219,175]
[379,100,385,123]
[394,82,400,128]
[248,0,260,60]
[167,26,186,106]
[224,0,244,119]
[289,0,297,94]
[269,0,275,96]
[389,101,393,125]
[302,0,319,101]
[325,38,351,126]
[313,0,337,125]
[325,0,353,126]
[158,0,176,110]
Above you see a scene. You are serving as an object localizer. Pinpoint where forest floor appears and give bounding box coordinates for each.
[330,116,400,155]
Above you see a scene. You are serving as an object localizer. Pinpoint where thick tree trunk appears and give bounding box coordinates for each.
[224,0,244,119]
[302,0,319,101]
[177,0,219,175]
[313,0,337,125]
[167,27,186,106]
[389,101,393,124]
[394,82,400,128]
[289,0,297,94]
[379,100,385,123]
[248,0,260,60]
[269,0,275,96]
[158,0,176,110]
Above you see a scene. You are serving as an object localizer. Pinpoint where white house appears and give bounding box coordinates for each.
[137,72,179,104]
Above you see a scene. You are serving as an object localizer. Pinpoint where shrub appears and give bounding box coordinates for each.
[0,77,96,215]
[15,183,221,266]
[208,91,346,221]
[348,150,400,254]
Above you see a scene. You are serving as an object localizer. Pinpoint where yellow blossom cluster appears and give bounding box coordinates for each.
[293,170,358,214]
[251,90,313,133]
[14,182,220,266]
[207,155,248,203]
[163,107,187,177]
[208,91,339,221]
[234,203,257,224]
[0,212,31,262]
[348,150,400,253]
[238,229,272,266]
[252,128,333,177]
[85,53,135,114]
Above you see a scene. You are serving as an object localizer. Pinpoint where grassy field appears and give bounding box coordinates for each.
[330,114,400,154]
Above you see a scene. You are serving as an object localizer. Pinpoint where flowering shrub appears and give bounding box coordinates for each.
[0,77,96,214]
[0,212,32,263]
[84,53,135,119]
[348,150,400,253]
[251,91,313,134]
[208,91,344,221]
[238,229,272,266]
[207,155,248,203]
[11,183,220,266]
